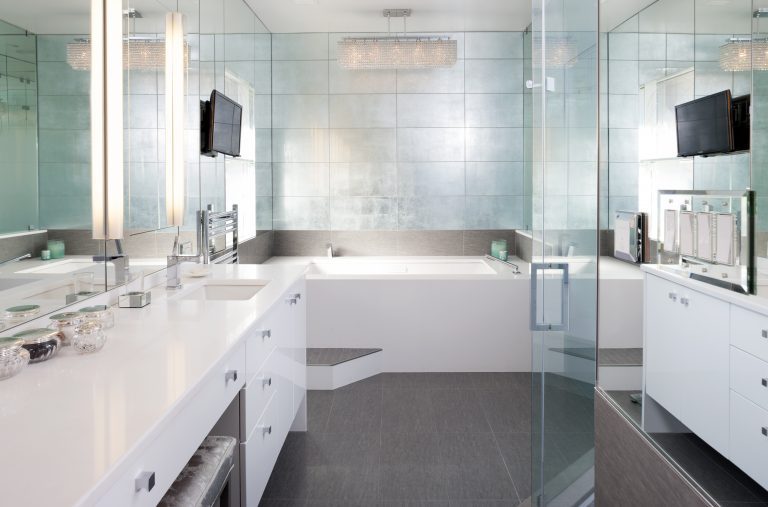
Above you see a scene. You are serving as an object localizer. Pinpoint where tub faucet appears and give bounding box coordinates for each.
[326,243,334,258]
[93,239,129,285]
[167,236,202,289]
[0,253,31,266]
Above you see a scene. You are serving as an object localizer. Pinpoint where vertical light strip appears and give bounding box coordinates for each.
[165,12,185,226]
[91,0,124,240]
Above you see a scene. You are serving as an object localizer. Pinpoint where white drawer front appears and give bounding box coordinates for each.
[731,306,768,363]
[246,313,281,383]
[730,392,768,490]
[97,343,246,507]
[241,349,280,437]
[241,396,282,507]
[731,346,768,412]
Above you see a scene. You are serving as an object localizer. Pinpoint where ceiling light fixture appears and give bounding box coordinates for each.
[337,9,457,70]
[66,37,190,71]
[719,8,768,72]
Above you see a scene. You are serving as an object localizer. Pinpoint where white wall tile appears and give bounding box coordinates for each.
[329,95,396,128]
[397,94,464,128]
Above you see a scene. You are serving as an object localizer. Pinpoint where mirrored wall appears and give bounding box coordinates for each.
[0,6,110,333]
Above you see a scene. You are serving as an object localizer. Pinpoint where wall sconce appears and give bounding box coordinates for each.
[91,0,124,240]
[165,12,185,227]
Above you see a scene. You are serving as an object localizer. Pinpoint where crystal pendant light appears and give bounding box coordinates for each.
[719,9,768,72]
[337,9,457,70]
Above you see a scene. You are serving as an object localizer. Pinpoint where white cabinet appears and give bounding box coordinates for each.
[97,342,246,507]
[730,346,768,413]
[730,392,768,489]
[644,273,731,456]
[239,281,307,506]
[731,305,768,363]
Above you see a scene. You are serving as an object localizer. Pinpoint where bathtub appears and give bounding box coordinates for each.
[308,256,511,277]
[267,256,530,372]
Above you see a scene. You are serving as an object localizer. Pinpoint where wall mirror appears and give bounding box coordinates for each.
[0,3,112,333]
[121,0,272,269]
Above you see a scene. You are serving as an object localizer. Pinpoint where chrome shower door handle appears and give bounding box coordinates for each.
[530,262,569,332]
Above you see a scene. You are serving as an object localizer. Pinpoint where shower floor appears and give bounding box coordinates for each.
[258,372,594,506]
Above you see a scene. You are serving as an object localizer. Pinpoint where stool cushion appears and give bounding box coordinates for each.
[159,435,237,507]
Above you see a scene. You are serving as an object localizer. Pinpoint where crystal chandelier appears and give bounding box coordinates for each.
[337,9,457,70]
[532,35,577,69]
[719,9,768,72]
[67,38,190,71]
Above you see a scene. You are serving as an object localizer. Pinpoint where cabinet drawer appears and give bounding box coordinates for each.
[730,392,768,490]
[241,349,280,437]
[246,318,280,383]
[731,346,768,412]
[731,306,768,363]
[241,396,282,507]
[97,343,246,507]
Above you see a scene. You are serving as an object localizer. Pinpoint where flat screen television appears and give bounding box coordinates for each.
[201,90,242,157]
[675,90,750,157]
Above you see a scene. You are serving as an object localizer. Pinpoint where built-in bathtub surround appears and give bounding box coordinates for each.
[271,32,527,233]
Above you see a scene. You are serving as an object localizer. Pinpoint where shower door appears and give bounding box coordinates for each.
[530,0,599,505]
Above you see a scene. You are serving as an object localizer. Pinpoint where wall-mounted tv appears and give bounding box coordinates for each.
[200,90,242,157]
[675,90,750,158]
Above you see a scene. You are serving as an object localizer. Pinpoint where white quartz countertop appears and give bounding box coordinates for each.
[643,264,768,317]
[0,262,308,507]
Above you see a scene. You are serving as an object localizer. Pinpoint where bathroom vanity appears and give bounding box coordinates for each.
[643,265,768,490]
[0,263,307,506]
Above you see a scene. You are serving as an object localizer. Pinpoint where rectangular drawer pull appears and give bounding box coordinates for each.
[135,471,155,492]
[763,427,768,437]
[260,329,271,340]
[763,330,768,339]
[763,378,768,388]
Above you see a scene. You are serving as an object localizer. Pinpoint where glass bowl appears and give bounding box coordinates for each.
[0,337,30,380]
[72,321,106,354]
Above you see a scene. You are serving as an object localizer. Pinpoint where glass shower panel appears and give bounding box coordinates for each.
[531,0,599,505]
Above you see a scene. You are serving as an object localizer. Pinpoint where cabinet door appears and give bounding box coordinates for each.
[644,274,730,455]
[730,392,768,489]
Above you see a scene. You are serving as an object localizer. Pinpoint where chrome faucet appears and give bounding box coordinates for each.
[0,253,31,266]
[167,236,202,289]
[326,243,334,258]
[93,240,129,285]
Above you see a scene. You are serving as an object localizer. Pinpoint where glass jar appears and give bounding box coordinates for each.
[13,328,62,363]
[72,321,106,354]
[48,312,84,345]
[79,305,114,329]
[4,304,41,323]
[0,337,30,380]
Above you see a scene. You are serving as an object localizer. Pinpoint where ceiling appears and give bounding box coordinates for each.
[0,0,705,36]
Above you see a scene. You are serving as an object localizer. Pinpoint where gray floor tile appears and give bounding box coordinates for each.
[259,499,308,507]
[470,373,532,390]
[380,373,476,389]
[326,390,383,433]
[379,464,448,501]
[316,432,381,467]
[382,388,437,433]
[448,501,521,507]
[308,390,334,433]
[380,501,450,507]
[479,390,531,434]
[494,433,532,501]
[431,389,492,433]
[306,464,379,502]
[381,431,441,466]
[437,432,506,467]
[444,462,518,501]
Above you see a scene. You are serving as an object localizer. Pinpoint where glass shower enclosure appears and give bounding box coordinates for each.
[530,0,599,505]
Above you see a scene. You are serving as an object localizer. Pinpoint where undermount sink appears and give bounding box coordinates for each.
[178,280,268,301]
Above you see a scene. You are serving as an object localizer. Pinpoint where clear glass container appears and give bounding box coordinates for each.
[13,328,62,363]
[79,305,114,329]
[4,304,41,323]
[0,337,30,380]
[48,312,84,345]
[72,321,106,354]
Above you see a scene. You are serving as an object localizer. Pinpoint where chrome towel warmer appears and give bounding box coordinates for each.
[200,204,239,265]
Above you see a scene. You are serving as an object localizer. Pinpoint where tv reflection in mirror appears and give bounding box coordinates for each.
[675,89,750,158]
[201,90,243,157]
